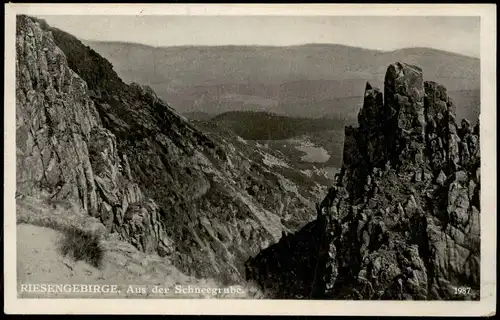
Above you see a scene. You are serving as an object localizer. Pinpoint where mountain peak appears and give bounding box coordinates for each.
[365,81,373,91]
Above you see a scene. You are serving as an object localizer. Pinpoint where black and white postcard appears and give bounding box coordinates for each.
[3,3,497,316]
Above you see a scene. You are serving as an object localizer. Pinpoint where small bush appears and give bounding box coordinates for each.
[57,225,104,269]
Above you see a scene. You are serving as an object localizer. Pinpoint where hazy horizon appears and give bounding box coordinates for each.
[79,40,479,59]
[35,15,480,58]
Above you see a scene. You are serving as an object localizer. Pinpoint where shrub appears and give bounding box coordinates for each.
[57,225,104,269]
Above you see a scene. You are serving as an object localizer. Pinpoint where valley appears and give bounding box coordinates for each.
[15,15,481,302]
[83,41,480,185]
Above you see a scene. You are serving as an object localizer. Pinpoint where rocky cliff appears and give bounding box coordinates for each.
[16,15,322,285]
[246,62,481,300]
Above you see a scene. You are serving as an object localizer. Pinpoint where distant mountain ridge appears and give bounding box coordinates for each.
[82,40,479,59]
[81,39,480,123]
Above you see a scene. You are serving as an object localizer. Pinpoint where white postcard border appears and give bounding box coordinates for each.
[4,3,497,316]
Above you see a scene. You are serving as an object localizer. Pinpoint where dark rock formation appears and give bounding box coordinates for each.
[246,62,480,300]
[16,15,319,284]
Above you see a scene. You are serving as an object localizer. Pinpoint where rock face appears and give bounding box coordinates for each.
[246,62,480,300]
[16,15,320,284]
[16,15,174,259]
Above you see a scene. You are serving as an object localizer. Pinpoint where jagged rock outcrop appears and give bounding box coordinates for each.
[16,16,320,284]
[246,62,480,300]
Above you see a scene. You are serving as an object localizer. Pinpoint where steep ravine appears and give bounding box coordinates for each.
[16,15,321,285]
[246,62,480,300]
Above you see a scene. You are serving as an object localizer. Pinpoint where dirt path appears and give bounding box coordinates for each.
[16,223,262,299]
[17,224,75,284]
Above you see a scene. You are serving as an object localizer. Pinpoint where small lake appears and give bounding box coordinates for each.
[296,145,331,163]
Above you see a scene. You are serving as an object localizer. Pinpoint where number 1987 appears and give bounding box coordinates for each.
[453,286,471,295]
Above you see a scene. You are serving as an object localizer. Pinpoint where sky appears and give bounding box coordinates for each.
[36,15,480,58]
